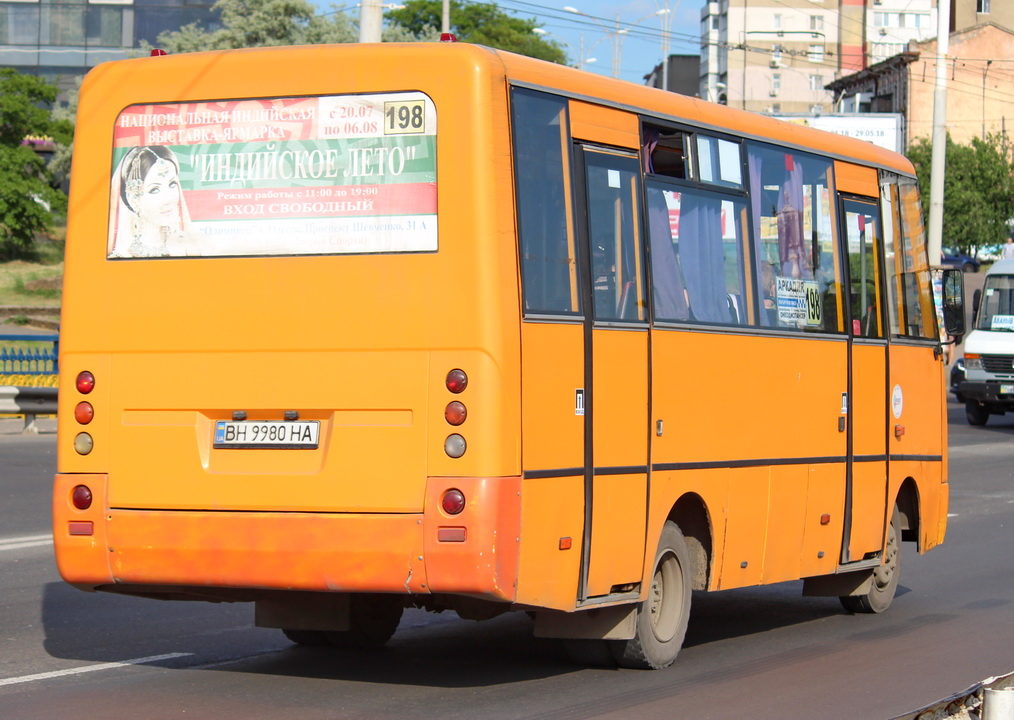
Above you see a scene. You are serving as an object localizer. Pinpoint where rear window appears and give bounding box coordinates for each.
[108,92,437,259]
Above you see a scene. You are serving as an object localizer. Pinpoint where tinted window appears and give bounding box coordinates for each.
[511,89,580,316]
[747,143,841,333]
[647,181,750,326]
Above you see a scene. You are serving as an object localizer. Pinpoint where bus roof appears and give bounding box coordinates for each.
[83,41,914,178]
[489,46,914,177]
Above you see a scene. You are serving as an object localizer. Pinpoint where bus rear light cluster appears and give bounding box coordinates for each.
[443,369,468,458]
[74,371,95,455]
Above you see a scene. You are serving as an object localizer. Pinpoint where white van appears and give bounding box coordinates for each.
[960,257,1014,425]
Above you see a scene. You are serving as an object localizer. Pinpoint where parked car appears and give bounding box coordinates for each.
[941,247,980,273]
[950,356,966,402]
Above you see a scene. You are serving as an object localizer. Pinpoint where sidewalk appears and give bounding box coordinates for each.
[0,416,57,435]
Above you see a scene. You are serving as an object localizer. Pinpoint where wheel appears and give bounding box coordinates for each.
[325,594,404,649]
[966,400,990,426]
[611,521,692,669]
[840,508,901,614]
[282,629,331,646]
[961,262,976,273]
[953,393,965,404]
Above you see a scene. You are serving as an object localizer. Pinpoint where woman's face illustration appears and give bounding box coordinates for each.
[135,159,181,227]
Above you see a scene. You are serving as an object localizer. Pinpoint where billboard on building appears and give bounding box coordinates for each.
[774,114,903,153]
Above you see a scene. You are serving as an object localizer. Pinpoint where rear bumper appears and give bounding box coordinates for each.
[53,473,521,602]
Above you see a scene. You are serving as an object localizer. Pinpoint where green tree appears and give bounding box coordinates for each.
[387,0,566,63]
[153,0,433,52]
[0,69,73,258]
[154,0,356,52]
[907,132,1014,256]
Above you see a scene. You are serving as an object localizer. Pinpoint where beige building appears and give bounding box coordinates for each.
[950,0,1014,32]
[826,22,1014,148]
[700,0,843,115]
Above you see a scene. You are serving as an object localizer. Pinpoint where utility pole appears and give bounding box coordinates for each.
[359,0,384,42]
[927,0,950,266]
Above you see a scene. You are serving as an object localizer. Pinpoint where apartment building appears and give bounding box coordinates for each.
[700,0,1009,117]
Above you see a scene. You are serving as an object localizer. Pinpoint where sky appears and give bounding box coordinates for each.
[311,0,704,86]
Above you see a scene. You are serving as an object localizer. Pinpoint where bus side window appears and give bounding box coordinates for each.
[747,143,842,333]
[896,177,937,339]
[646,182,750,327]
[511,89,581,316]
[643,125,691,180]
[584,151,647,322]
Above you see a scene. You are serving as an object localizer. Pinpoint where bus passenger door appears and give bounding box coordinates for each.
[574,145,650,601]
[840,195,889,563]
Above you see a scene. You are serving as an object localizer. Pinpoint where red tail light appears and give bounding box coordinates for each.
[445,401,467,426]
[76,371,95,394]
[441,489,465,515]
[74,402,94,425]
[446,369,467,394]
[71,485,93,510]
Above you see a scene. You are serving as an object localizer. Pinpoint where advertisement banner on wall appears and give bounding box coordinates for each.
[107,92,437,259]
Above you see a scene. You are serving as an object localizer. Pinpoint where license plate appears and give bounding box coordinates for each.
[1001,384,1014,395]
[214,420,319,449]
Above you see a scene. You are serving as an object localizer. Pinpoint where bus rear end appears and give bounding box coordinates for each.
[53,43,523,638]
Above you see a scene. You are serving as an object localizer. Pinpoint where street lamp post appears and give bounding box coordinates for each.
[533,28,598,70]
[562,6,669,79]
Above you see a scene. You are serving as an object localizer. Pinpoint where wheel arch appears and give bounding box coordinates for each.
[894,476,921,548]
[666,492,713,591]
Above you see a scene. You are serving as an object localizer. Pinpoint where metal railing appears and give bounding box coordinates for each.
[0,333,59,376]
[0,333,59,433]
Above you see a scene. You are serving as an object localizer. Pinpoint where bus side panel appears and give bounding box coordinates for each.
[587,473,647,596]
[849,344,889,559]
[650,330,847,591]
[834,161,879,197]
[516,476,584,610]
[568,100,639,148]
[799,464,847,578]
[888,343,947,550]
[517,322,584,609]
[761,464,807,584]
[720,466,767,588]
[587,328,648,597]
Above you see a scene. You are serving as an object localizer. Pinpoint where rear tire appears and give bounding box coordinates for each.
[325,594,404,649]
[611,521,692,669]
[966,401,990,426]
[282,629,331,646]
[840,508,901,614]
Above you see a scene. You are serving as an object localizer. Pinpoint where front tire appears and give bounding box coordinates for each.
[611,521,692,669]
[840,508,901,614]
[966,400,990,426]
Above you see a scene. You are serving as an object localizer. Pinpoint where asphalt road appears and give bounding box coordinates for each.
[1,404,1012,719]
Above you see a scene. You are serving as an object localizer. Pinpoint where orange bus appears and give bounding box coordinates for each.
[54,41,966,669]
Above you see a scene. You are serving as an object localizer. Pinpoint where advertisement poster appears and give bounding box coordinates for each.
[108,92,437,258]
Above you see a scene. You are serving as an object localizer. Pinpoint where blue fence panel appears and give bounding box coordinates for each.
[0,334,60,376]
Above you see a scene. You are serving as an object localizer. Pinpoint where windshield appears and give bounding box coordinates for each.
[976,274,1014,331]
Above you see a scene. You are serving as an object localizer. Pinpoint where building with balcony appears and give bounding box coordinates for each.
[699,0,1011,118]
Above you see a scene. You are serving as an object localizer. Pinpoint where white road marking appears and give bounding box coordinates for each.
[0,653,194,688]
[0,534,53,552]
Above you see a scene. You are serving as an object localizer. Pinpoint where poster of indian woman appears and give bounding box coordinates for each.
[107,92,437,258]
